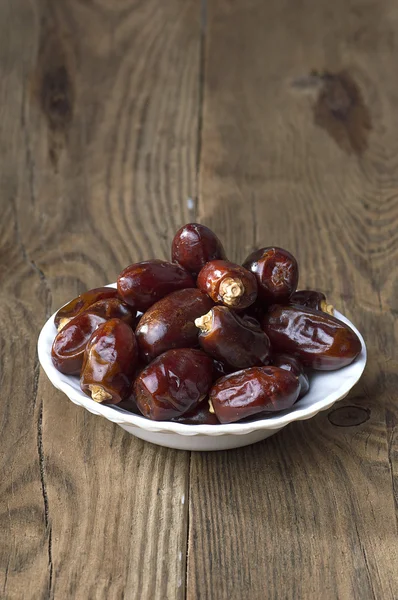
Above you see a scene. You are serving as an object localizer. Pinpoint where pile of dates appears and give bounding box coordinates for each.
[51,223,361,425]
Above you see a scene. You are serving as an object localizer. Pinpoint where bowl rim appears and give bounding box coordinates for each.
[38,285,367,437]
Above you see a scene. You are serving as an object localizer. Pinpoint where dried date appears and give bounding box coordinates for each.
[51,313,106,375]
[195,306,270,370]
[290,290,334,315]
[135,288,214,361]
[80,319,138,404]
[54,287,118,330]
[209,366,300,423]
[262,305,361,370]
[117,259,195,311]
[197,260,257,309]
[134,349,213,420]
[243,247,298,304]
[172,223,226,276]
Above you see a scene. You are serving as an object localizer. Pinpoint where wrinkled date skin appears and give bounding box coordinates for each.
[171,401,220,425]
[52,313,106,375]
[290,290,334,315]
[134,349,214,420]
[272,353,310,399]
[243,247,299,304]
[81,318,138,404]
[86,298,136,326]
[54,287,118,330]
[196,306,270,370]
[197,260,257,309]
[117,260,195,311]
[209,366,300,424]
[262,305,362,370]
[135,288,214,361]
[171,223,227,277]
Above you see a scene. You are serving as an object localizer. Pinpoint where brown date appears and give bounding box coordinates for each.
[85,297,136,326]
[290,290,334,315]
[135,288,214,361]
[272,354,310,399]
[197,260,257,309]
[171,401,220,425]
[262,305,362,370]
[243,247,299,304]
[81,319,138,404]
[54,287,118,330]
[134,349,214,420]
[51,313,106,375]
[195,306,270,370]
[171,223,226,276]
[117,259,195,311]
[209,366,300,424]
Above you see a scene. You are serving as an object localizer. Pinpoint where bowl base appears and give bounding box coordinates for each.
[119,423,283,451]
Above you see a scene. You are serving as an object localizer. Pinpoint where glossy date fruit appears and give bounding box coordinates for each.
[117,259,195,311]
[171,223,227,276]
[243,247,298,304]
[290,290,334,315]
[195,306,270,370]
[171,401,220,425]
[54,287,118,330]
[134,349,214,420]
[135,288,214,361]
[81,319,138,404]
[51,313,106,375]
[85,297,136,326]
[197,260,257,309]
[262,305,362,370]
[272,354,309,399]
[209,366,300,424]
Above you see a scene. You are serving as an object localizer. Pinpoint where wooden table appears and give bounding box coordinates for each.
[2,1,397,598]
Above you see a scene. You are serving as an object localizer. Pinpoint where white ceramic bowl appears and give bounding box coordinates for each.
[38,285,367,451]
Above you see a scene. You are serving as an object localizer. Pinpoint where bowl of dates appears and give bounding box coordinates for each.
[38,224,366,451]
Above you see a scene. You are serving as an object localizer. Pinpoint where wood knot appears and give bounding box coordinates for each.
[313,70,371,154]
[328,405,370,427]
[32,19,76,170]
[316,72,355,119]
[41,65,73,130]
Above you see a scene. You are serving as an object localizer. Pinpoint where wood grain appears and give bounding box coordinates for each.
[2,0,398,599]
[0,0,200,598]
[187,0,398,598]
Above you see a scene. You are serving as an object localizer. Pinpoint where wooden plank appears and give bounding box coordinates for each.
[188,0,398,598]
[0,1,200,598]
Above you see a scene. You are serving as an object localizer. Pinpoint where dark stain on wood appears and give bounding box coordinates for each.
[33,18,75,169]
[313,70,372,155]
[328,405,371,427]
[41,65,73,131]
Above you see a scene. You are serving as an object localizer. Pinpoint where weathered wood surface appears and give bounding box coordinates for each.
[1,1,397,599]
[0,1,199,598]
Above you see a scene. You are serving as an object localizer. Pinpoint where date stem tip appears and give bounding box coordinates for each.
[195,311,213,332]
[320,299,334,315]
[219,277,244,306]
[89,385,112,403]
